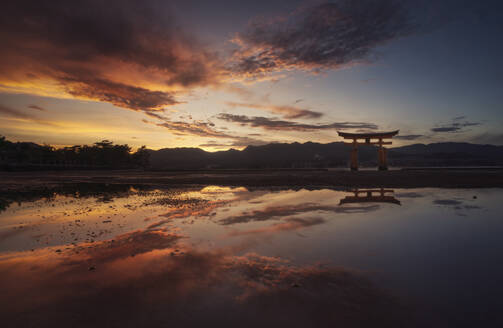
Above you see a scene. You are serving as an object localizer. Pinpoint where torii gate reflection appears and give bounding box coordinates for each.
[339,188,401,206]
[337,130,399,171]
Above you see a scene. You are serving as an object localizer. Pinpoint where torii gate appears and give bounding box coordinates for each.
[337,130,399,171]
[339,188,401,205]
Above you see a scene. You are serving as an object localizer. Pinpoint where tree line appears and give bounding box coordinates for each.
[0,136,149,170]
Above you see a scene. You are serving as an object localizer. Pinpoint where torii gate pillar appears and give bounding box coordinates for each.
[338,131,399,171]
[350,143,358,171]
[378,143,388,171]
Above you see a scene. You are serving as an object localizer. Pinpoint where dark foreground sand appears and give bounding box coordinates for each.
[1,168,502,192]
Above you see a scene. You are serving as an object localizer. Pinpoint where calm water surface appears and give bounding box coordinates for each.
[1,186,502,327]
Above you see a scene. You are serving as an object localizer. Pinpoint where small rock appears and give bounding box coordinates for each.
[88,266,96,271]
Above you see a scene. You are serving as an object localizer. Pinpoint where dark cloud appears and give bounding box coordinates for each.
[156,121,233,138]
[66,78,180,111]
[139,106,238,139]
[217,113,378,131]
[153,118,269,147]
[431,127,460,132]
[0,104,32,120]
[225,101,323,119]
[143,109,272,143]
[0,0,221,113]
[431,124,479,132]
[232,0,413,77]
[28,105,46,111]
[431,120,481,133]
[144,111,170,121]
[0,103,57,126]
[394,134,424,140]
[460,122,481,127]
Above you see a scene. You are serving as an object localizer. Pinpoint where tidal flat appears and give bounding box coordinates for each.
[1,182,502,327]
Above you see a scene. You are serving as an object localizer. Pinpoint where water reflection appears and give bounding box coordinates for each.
[0,183,140,213]
[433,198,482,210]
[339,188,401,205]
[0,228,407,328]
[394,191,424,198]
[219,202,380,225]
[0,185,502,327]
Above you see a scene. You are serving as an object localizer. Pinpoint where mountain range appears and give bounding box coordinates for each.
[147,142,503,169]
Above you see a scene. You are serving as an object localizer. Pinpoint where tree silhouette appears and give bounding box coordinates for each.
[0,136,149,170]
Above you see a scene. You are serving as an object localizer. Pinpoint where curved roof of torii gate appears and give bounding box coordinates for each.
[337,130,399,139]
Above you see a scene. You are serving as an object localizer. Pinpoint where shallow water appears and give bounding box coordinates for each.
[1,185,502,327]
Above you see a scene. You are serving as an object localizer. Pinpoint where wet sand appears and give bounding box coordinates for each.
[1,184,502,327]
[1,168,502,192]
[0,241,411,328]
[0,186,415,328]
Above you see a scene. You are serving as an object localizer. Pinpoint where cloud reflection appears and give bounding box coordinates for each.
[0,230,409,328]
[229,216,326,236]
[433,198,482,212]
[220,203,380,225]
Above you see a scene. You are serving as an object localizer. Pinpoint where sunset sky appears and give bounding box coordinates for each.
[1,0,502,151]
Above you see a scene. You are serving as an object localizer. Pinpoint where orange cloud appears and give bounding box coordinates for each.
[0,0,224,113]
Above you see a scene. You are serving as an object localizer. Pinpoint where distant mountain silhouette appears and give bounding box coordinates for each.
[388,142,503,167]
[3,135,502,171]
[147,142,503,169]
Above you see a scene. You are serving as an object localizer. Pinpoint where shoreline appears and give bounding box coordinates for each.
[1,168,503,192]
